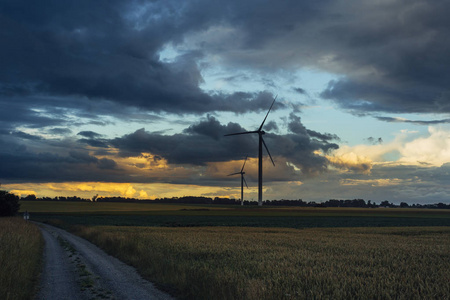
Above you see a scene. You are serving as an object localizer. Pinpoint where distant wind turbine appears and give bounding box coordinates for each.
[225,96,277,206]
[228,156,249,206]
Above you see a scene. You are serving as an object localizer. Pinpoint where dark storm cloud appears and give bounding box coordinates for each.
[1,0,449,120]
[273,113,339,175]
[0,97,67,130]
[264,121,279,132]
[0,0,282,117]
[77,131,102,139]
[178,0,450,115]
[11,131,42,141]
[111,118,251,165]
[78,138,110,148]
[2,0,448,191]
[48,128,72,135]
[77,131,110,148]
[112,114,339,176]
[293,87,307,95]
[0,144,119,182]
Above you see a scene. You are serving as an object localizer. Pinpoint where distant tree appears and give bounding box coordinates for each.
[0,190,20,216]
[380,200,391,208]
[23,194,37,201]
[400,202,409,208]
[92,194,99,202]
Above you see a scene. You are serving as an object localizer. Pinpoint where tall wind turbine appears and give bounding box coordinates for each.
[228,156,248,206]
[225,96,276,206]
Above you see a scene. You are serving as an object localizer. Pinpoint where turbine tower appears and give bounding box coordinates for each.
[228,156,249,206]
[225,96,276,206]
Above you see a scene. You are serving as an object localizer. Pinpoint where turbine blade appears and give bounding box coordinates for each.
[228,172,241,176]
[262,137,275,166]
[243,176,249,188]
[224,131,258,137]
[258,95,277,131]
[241,155,248,172]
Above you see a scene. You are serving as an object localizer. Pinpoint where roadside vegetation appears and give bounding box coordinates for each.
[73,225,450,299]
[0,217,43,300]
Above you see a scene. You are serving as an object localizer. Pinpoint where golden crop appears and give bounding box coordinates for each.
[0,218,43,300]
[74,226,450,299]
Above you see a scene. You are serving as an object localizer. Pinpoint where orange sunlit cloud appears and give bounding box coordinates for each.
[3,182,242,200]
[326,127,450,173]
[9,189,37,198]
[339,178,412,187]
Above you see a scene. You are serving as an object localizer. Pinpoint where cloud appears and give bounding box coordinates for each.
[77,131,103,139]
[0,111,343,185]
[1,0,448,135]
[0,1,285,117]
[48,128,72,135]
[327,153,372,174]
[293,87,307,95]
[1,0,449,203]
[9,189,37,197]
[398,127,450,167]
[179,1,450,115]
[376,117,450,125]
[328,126,450,173]
[340,178,408,187]
[366,137,383,145]
[111,114,339,176]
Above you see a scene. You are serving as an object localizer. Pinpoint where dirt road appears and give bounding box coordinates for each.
[35,223,175,300]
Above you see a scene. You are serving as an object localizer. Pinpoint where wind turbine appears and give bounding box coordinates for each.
[228,156,249,206]
[225,96,276,206]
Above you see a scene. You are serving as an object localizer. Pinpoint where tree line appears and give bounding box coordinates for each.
[19,193,450,209]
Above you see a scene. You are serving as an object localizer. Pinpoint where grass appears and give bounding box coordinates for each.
[0,217,44,300]
[73,225,450,300]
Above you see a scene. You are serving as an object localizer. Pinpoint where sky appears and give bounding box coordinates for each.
[1,0,450,204]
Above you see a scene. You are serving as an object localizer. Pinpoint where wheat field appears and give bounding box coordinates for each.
[0,217,43,300]
[73,225,450,299]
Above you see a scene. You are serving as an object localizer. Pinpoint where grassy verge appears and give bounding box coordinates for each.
[0,217,44,300]
[73,225,450,300]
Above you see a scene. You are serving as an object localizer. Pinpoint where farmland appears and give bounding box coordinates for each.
[19,201,450,299]
[73,225,450,299]
[21,201,450,228]
[0,217,43,300]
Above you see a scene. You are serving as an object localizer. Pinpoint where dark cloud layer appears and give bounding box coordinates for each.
[0,113,339,183]
[112,114,338,175]
[376,117,450,125]
[0,0,282,119]
[2,0,448,120]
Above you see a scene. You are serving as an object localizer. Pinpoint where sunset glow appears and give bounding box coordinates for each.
[1,1,449,204]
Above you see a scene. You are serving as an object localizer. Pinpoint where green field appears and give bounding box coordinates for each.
[21,201,450,228]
